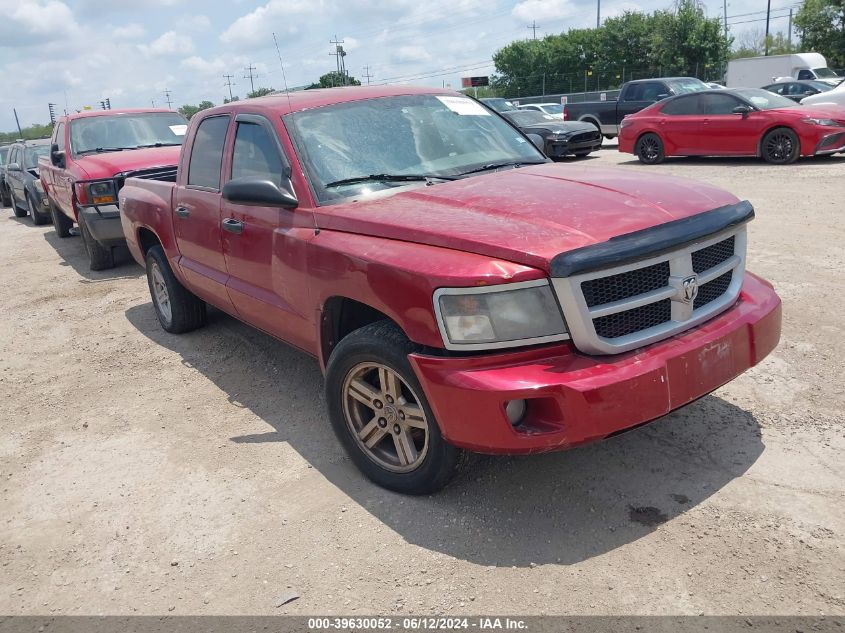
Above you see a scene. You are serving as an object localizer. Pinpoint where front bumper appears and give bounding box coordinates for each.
[79,205,126,247]
[409,272,781,454]
[813,130,845,155]
[547,135,602,157]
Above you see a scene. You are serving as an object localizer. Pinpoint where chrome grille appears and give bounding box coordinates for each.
[551,227,747,355]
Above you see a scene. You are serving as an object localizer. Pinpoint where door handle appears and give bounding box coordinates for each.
[175,206,190,219]
[222,218,244,234]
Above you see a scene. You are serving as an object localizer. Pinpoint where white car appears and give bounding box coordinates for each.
[517,102,564,119]
[801,78,845,106]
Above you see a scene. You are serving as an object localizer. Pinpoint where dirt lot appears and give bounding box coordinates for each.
[1,147,843,616]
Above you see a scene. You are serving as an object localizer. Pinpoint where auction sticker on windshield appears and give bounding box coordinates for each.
[169,125,188,135]
[436,96,490,116]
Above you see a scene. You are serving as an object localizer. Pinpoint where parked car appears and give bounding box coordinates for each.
[39,109,187,270]
[3,139,52,224]
[801,78,845,107]
[726,53,840,88]
[0,144,11,207]
[479,97,519,113]
[120,86,781,494]
[501,110,601,157]
[761,79,833,102]
[518,102,564,119]
[705,82,727,90]
[563,77,709,138]
[619,88,845,165]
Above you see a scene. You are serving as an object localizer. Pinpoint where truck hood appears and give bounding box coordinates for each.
[73,145,181,179]
[314,163,740,273]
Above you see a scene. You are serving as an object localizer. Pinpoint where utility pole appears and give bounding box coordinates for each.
[223,73,235,100]
[527,20,539,40]
[105,98,111,109]
[48,103,56,125]
[330,36,347,85]
[151,99,156,108]
[787,8,793,50]
[163,89,173,109]
[723,0,728,37]
[244,64,257,94]
[764,0,772,55]
[597,0,601,28]
[362,65,373,85]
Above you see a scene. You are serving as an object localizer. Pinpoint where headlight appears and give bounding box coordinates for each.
[87,180,117,205]
[802,118,842,127]
[75,180,117,206]
[434,280,568,350]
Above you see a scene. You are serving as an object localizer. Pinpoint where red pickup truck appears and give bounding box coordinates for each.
[120,86,782,494]
[39,109,187,270]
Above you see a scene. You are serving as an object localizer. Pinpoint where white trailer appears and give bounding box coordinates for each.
[726,53,840,88]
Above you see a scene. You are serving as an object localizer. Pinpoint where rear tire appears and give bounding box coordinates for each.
[636,133,665,164]
[145,245,207,334]
[1,184,10,207]
[10,190,26,217]
[49,199,73,237]
[28,193,49,226]
[79,214,115,270]
[761,127,800,164]
[325,320,462,495]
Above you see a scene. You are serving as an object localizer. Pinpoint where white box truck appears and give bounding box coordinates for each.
[726,53,841,88]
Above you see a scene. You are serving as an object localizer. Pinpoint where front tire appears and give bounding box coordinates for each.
[79,214,115,270]
[325,321,461,495]
[145,245,206,334]
[28,194,49,226]
[49,199,73,237]
[636,133,665,164]
[761,127,800,164]
[1,184,11,207]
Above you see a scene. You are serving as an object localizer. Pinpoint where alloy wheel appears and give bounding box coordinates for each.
[765,132,794,162]
[150,262,172,324]
[640,136,660,162]
[341,362,429,473]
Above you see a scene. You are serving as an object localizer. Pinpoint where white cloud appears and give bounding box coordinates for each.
[394,45,432,64]
[113,23,146,39]
[0,0,78,45]
[181,14,211,32]
[512,0,575,22]
[220,0,320,48]
[138,31,195,57]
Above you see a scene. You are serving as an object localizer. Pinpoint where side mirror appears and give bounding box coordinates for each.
[6,162,21,172]
[732,105,753,117]
[222,177,298,209]
[50,143,65,168]
[525,133,545,151]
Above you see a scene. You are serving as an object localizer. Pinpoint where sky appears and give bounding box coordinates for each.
[0,0,801,131]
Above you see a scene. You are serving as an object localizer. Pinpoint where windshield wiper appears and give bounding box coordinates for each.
[134,142,183,148]
[325,173,456,188]
[76,147,139,155]
[454,160,546,177]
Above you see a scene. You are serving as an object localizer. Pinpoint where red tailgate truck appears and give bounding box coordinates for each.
[119,87,782,494]
[39,109,187,270]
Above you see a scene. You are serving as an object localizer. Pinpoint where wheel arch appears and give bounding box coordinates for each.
[757,125,799,158]
[578,114,602,131]
[319,296,402,372]
[136,226,163,256]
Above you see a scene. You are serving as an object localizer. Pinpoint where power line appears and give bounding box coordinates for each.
[243,64,257,94]
[527,20,539,40]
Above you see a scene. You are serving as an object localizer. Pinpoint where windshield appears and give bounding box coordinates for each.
[70,112,188,155]
[668,78,710,94]
[813,67,838,78]
[286,94,545,203]
[734,88,797,110]
[539,104,563,115]
[482,98,519,113]
[504,110,557,126]
[26,145,50,169]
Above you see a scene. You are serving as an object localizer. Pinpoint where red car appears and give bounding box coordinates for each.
[120,86,781,494]
[619,88,845,165]
[39,109,187,270]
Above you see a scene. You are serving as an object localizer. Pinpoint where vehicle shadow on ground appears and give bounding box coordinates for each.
[125,304,764,568]
[618,154,845,167]
[43,230,143,282]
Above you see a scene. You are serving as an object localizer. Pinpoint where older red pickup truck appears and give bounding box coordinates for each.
[39,109,187,269]
[120,86,781,494]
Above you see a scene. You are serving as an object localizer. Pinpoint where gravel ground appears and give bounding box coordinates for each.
[1,146,843,616]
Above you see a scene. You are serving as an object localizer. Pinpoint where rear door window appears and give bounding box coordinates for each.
[661,95,703,115]
[187,115,230,190]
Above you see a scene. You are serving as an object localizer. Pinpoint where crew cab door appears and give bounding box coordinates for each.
[219,114,313,349]
[173,114,235,311]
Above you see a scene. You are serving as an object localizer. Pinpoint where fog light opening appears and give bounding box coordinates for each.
[505,399,527,426]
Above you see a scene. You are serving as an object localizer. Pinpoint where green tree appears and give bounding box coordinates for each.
[306,71,362,89]
[224,96,240,104]
[246,87,275,98]
[177,100,215,120]
[795,0,845,67]
[0,122,54,144]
